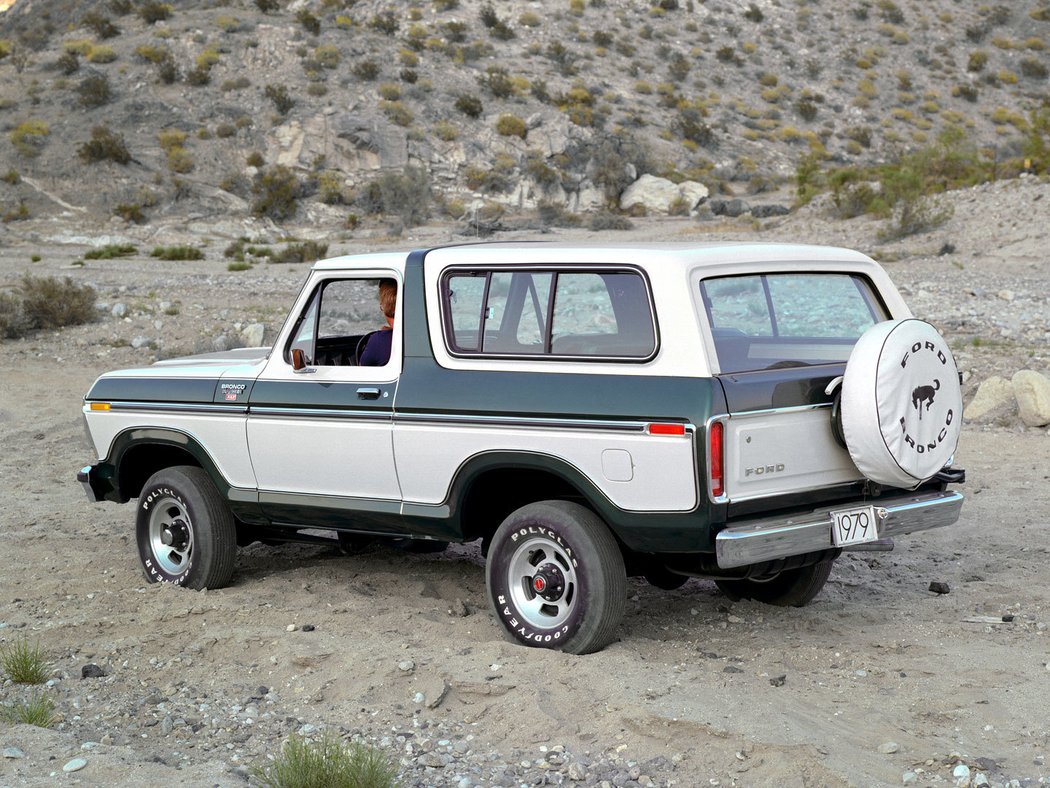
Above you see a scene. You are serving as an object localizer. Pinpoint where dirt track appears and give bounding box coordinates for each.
[1,192,1049,786]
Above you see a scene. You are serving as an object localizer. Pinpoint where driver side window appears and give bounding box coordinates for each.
[287,277,395,366]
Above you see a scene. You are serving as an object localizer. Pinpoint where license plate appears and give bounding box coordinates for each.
[830,505,879,547]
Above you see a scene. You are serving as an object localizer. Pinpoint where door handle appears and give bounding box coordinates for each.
[356,387,381,400]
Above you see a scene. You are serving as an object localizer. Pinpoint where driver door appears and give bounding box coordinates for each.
[246,272,405,532]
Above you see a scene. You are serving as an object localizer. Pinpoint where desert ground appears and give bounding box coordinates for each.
[1,180,1049,787]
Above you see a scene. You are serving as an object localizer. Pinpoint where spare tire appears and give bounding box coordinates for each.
[840,319,962,489]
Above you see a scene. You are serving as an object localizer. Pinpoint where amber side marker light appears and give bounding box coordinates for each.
[89,402,111,411]
[647,423,686,436]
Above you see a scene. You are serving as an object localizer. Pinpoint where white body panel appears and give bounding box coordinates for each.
[393,423,697,512]
[249,415,400,498]
[725,408,863,502]
[83,408,256,489]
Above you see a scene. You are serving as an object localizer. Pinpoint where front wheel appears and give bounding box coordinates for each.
[485,501,626,655]
[136,466,237,589]
[715,557,835,607]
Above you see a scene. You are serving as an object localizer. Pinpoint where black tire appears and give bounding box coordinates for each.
[485,500,626,655]
[136,466,237,590]
[715,558,835,607]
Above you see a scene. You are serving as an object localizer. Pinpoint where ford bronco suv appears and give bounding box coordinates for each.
[78,243,965,654]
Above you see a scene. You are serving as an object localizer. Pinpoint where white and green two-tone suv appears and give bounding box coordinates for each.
[78,243,966,654]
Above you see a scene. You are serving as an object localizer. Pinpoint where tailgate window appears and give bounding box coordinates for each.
[700,273,886,373]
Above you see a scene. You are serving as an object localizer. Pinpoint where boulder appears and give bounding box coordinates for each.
[240,323,266,348]
[964,376,1016,423]
[1012,370,1050,427]
[620,175,709,214]
[751,203,790,218]
[710,198,751,217]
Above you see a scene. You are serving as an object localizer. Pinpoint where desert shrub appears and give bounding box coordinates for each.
[496,113,527,139]
[519,11,541,26]
[674,107,713,146]
[255,0,280,11]
[358,166,430,226]
[215,123,236,138]
[2,694,56,728]
[1020,57,1049,79]
[967,51,988,72]
[251,732,399,788]
[77,125,131,164]
[1,170,20,185]
[380,100,413,126]
[399,69,417,84]
[434,121,458,141]
[57,50,80,74]
[138,2,173,23]
[588,211,633,231]
[84,243,137,259]
[479,66,514,98]
[795,97,819,121]
[87,45,117,63]
[317,171,351,204]
[9,120,49,157]
[221,76,251,91]
[479,4,515,39]
[265,84,295,115]
[114,203,145,222]
[83,11,120,38]
[6,275,97,336]
[3,202,30,222]
[271,240,328,264]
[297,9,321,35]
[353,60,380,80]
[743,2,763,22]
[77,73,112,106]
[109,0,133,13]
[369,11,399,36]
[150,245,203,260]
[378,82,401,101]
[157,129,187,151]
[0,638,49,683]
[252,165,300,220]
[314,44,340,69]
[454,93,483,118]
[954,83,979,102]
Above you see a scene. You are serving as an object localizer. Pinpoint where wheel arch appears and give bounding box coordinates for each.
[446,451,623,545]
[107,427,233,503]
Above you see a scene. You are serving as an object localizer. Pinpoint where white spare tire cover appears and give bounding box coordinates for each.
[841,319,962,489]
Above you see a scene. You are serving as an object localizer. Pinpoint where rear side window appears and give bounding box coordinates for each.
[442,268,656,360]
[700,273,886,373]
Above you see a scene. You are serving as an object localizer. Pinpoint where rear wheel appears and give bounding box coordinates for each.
[486,500,626,654]
[715,557,835,607]
[136,466,236,589]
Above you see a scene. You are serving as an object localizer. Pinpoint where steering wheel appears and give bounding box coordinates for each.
[352,331,380,365]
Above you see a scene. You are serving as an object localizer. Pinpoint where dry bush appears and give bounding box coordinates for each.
[77,126,130,164]
[1,275,97,338]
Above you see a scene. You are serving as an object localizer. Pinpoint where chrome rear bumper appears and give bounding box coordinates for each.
[715,490,964,569]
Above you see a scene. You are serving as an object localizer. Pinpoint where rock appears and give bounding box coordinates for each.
[568,760,588,781]
[240,323,265,348]
[953,763,971,780]
[972,773,990,787]
[878,742,900,754]
[3,747,25,759]
[619,175,708,215]
[902,771,918,784]
[710,198,751,217]
[997,289,1014,302]
[723,665,744,674]
[111,303,127,318]
[301,624,315,632]
[131,335,151,349]
[63,758,88,773]
[160,715,174,735]
[964,376,1016,423]
[929,581,950,595]
[1012,370,1050,427]
[769,674,786,687]
[81,663,107,678]
[397,659,415,673]
[751,204,790,218]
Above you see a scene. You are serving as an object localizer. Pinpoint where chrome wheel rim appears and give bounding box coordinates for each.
[148,496,194,575]
[506,535,578,629]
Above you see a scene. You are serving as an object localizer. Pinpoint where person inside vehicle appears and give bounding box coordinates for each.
[359,278,396,366]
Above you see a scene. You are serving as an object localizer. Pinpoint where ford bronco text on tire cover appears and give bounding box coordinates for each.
[78,243,965,654]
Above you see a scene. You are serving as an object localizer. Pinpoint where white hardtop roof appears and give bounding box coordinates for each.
[311,242,878,273]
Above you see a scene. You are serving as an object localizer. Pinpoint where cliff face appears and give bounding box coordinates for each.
[0,0,1047,229]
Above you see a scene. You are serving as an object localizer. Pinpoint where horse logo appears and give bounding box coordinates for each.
[911,379,940,420]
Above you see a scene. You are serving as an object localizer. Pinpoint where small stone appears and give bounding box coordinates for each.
[972,773,990,787]
[286,624,297,632]
[397,660,415,673]
[997,289,1014,302]
[413,692,425,704]
[131,335,151,349]
[568,761,588,781]
[723,666,744,674]
[1002,613,1015,623]
[111,303,127,318]
[301,624,315,632]
[953,763,971,781]
[3,747,25,759]
[63,758,88,773]
[902,771,918,785]
[929,581,950,595]
[81,663,107,679]
[160,716,174,736]
[878,742,900,754]
[769,675,786,687]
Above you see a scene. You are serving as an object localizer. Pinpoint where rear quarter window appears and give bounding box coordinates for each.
[700,272,886,373]
[442,268,657,360]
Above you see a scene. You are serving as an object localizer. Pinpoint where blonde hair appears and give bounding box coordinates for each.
[378,278,397,319]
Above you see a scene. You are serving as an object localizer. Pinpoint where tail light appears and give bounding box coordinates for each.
[709,420,725,499]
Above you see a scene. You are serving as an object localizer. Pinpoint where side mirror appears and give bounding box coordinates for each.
[291,348,307,371]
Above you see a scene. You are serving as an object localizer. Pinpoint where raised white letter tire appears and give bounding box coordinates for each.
[840,319,962,489]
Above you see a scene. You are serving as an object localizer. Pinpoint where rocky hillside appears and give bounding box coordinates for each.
[0,0,1048,232]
